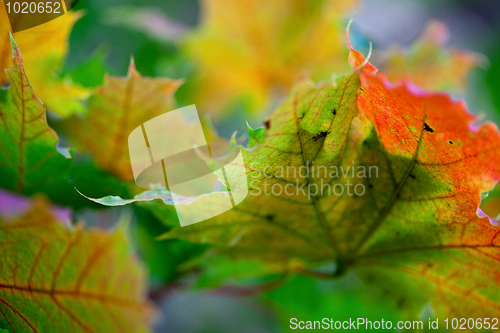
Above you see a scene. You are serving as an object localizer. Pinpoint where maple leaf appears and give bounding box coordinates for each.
[0,194,154,332]
[184,0,358,115]
[0,35,72,198]
[379,20,483,92]
[0,3,88,117]
[173,47,499,317]
[64,62,181,181]
[86,32,500,319]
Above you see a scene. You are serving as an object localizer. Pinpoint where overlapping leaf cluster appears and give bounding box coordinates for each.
[0,35,154,332]
[90,29,500,325]
[158,45,500,320]
[0,0,499,331]
[0,4,88,117]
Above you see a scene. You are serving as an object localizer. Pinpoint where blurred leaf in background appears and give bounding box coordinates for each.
[378,20,483,93]
[66,0,197,79]
[480,183,500,225]
[486,42,500,121]
[63,61,181,182]
[264,275,408,333]
[0,195,154,332]
[0,2,89,117]
[133,205,207,285]
[182,0,359,118]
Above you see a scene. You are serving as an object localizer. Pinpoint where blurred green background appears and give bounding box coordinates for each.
[61,0,500,332]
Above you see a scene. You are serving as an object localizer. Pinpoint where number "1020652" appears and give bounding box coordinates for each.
[5,1,62,14]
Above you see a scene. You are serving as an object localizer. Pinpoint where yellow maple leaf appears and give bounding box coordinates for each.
[66,61,182,182]
[0,1,89,117]
[379,20,483,92]
[184,0,359,116]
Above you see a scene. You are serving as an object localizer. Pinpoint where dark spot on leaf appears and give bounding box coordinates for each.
[332,109,337,116]
[397,297,406,308]
[333,259,348,277]
[423,122,434,133]
[448,140,453,145]
[409,174,416,179]
[265,120,271,130]
[312,131,330,141]
[265,214,275,222]
[368,184,373,189]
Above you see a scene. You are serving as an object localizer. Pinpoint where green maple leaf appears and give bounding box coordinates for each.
[0,197,154,332]
[0,35,71,198]
[88,43,500,319]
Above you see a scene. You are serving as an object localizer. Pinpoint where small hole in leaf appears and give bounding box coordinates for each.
[397,297,407,308]
[265,214,275,222]
[423,122,434,133]
[265,120,271,130]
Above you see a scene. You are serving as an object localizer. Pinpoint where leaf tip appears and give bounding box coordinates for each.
[345,16,356,49]
[8,31,18,54]
[128,56,139,77]
[7,31,25,70]
[346,20,378,75]
[8,30,15,43]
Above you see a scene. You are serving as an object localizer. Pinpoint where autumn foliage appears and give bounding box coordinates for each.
[0,0,499,332]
